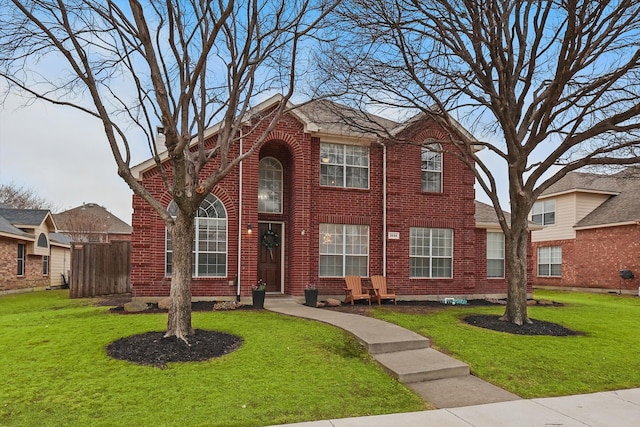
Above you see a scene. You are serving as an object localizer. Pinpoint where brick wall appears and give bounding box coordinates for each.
[532,224,640,292]
[131,110,515,300]
[0,237,49,293]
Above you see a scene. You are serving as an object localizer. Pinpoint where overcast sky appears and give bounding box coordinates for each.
[0,92,136,224]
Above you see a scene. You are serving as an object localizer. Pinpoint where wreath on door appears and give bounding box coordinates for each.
[261,228,280,260]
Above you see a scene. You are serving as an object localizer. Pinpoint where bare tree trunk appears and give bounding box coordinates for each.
[501,203,532,325]
[166,213,195,341]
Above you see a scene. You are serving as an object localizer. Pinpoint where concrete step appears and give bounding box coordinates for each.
[408,376,521,408]
[363,335,430,355]
[373,348,470,383]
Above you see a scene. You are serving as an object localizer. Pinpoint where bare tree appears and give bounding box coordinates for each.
[319,0,640,324]
[0,0,339,341]
[0,182,55,210]
[55,209,110,243]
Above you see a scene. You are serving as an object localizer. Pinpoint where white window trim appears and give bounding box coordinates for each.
[532,199,556,226]
[319,223,370,277]
[486,232,505,279]
[165,195,228,278]
[409,228,454,279]
[537,246,562,277]
[421,144,443,193]
[258,156,283,214]
[320,142,370,189]
[17,243,25,276]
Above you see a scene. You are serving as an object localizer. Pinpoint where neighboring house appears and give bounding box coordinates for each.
[130,95,534,302]
[54,203,132,243]
[0,206,71,293]
[531,168,640,293]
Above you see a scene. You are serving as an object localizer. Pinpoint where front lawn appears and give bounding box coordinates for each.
[370,289,640,398]
[0,291,425,427]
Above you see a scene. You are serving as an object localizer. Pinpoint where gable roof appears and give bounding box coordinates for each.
[0,207,58,241]
[131,94,477,179]
[540,168,640,229]
[0,207,56,231]
[54,203,132,234]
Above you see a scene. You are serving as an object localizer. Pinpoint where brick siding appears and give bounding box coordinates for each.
[532,224,640,292]
[131,111,522,300]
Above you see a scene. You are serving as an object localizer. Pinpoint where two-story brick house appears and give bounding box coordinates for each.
[130,95,532,302]
[531,168,640,294]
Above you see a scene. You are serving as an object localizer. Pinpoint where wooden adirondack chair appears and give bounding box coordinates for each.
[343,276,371,305]
[370,275,397,305]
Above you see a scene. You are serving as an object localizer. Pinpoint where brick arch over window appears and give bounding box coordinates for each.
[416,126,451,143]
[264,131,305,160]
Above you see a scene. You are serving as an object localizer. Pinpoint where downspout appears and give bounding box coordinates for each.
[236,129,244,301]
[382,142,387,277]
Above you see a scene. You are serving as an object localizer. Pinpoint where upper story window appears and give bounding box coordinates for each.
[320,143,369,189]
[258,157,283,214]
[486,232,505,278]
[319,223,369,277]
[409,227,453,278]
[166,194,228,277]
[532,199,555,225]
[421,143,442,193]
[37,233,49,248]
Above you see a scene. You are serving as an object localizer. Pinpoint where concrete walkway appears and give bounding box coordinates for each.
[265,298,640,426]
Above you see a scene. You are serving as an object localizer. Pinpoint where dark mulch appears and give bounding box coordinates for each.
[106,329,243,368]
[463,315,582,336]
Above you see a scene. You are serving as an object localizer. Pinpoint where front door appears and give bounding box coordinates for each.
[257,222,282,292]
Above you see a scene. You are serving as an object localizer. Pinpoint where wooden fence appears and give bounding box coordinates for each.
[70,241,131,298]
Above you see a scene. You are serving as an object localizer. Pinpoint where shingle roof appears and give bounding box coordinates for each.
[54,203,132,234]
[0,208,51,227]
[541,168,640,228]
[475,201,511,226]
[295,99,399,138]
[0,213,32,239]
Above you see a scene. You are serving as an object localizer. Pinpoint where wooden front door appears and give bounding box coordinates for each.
[257,222,282,292]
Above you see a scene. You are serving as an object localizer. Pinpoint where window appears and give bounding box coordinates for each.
[320,143,369,189]
[17,244,25,276]
[538,246,562,277]
[410,228,453,278]
[258,157,283,213]
[43,256,50,276]
[486,232,505,278]
[421,144,442,192]
[37,233,49,248]
[166,194,228,277]
[319,224,369,277]
[532,199,555,225]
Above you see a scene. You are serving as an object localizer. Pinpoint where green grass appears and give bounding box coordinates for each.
[0,291,426,427]
[370,289,640,398]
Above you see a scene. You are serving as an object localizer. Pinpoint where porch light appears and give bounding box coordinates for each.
[247,224,253,234]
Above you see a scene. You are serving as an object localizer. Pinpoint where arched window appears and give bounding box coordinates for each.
[421,143,442,193]
[37,233,49,248]
[258,157,283,213]
[165,194,227,277]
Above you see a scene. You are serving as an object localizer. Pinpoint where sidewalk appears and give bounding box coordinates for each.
[265,297,640,427]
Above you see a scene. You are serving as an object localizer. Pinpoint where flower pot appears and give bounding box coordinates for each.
[252,289,266,309]
[304,288,318,307]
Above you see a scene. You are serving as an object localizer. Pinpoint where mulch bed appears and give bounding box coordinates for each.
[106,329,243,368]
[463,314,582,336]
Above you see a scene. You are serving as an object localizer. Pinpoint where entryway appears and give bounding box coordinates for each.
[257,222,283,293]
